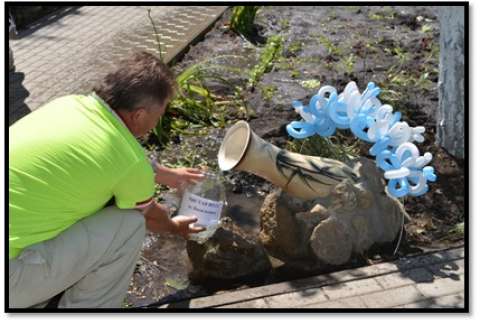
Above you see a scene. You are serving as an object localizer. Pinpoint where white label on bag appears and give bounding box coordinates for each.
[178,191,223,227]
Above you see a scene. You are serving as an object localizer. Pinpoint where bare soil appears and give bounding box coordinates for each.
[126,5,465,307]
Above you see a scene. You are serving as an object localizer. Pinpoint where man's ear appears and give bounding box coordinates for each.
[132,107,148,122]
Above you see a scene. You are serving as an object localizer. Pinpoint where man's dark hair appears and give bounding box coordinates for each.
[93,52,176,111]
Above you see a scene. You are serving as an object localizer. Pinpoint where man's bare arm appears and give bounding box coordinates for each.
[141,201,205,238]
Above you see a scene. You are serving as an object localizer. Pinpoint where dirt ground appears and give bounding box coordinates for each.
[126,5,465,307]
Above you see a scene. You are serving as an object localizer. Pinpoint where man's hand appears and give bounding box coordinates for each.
[153,164,205,190]
[143,202,205,238]
[170,216,206,239]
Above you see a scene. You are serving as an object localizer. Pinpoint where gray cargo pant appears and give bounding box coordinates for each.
[9,206,145,308]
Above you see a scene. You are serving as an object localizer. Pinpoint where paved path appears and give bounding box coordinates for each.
[159,246,465,309]
[9,5,227,125]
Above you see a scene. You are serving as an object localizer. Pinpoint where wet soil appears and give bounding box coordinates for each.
[126,5,465,307]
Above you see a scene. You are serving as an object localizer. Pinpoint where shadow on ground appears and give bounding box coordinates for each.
[9,71,31,126]
[10,6,81,40]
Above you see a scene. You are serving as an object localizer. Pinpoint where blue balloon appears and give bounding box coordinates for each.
[387,178,409,198]
[286,121,315,139]
[315,118,336,136]
[327,93,350,129]
[369,137,392,156]
[423,166,437,182]
[308,94,323,118]
[350,113,373,142]
[391,111,402,125]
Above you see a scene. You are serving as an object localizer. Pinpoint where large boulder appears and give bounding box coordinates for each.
[259,157,405,268]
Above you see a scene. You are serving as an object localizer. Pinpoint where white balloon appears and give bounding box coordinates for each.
[385,167,410,179]
[344,81,359,96]
[407,170,427,195]
[317,85,337,98]
[396,142,420,167]
[410,126,426,143]
[414,152,433,168]
[388,122,412,146]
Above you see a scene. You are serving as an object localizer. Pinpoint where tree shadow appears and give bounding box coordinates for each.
[9,71,31,126]
[9,6,82,40]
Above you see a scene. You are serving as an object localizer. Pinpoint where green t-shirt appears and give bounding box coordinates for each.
[9,94,155,259]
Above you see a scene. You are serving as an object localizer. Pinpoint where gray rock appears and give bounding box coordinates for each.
[186,217,271,282]
[259,157,405,267]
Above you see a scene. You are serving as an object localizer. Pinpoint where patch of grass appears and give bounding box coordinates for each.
[279,18,290,30]
[368,7,396,21]
[346,6,361,13]
[318,35,341,56]
[328,9,337,21]
[290,69,301,78]
[415,72,435,92]
[175,144,209,169]
[230,6,260,38]
[339,53,356,75]
[153,64,214,144]
[448,222,464,238]
[392,46,411,68]
[389,70,415,87]
[378,88,403,104]
[248,35,284,88]
[286,134,360,163]
[368,12,384,21]
[276,56,293,71]
[153,56,250,144]
[420,23,433,34]
[299,79,321,89]
[365,40,379,54]
[287,40,303,56]
[260,84,277,102]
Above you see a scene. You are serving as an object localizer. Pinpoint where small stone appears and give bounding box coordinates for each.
[232,184,243,193]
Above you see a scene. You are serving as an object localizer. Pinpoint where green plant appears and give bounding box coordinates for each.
[299,79,321,89]
[346,6,361,13]
[368,12,384,21]
[415,72,435,91]
[328,9,337,21]
[287,41,303,56]
[378,89,402,104]
[420,24,433,33]
[248,35,284,88]
[393,46,410,68]
[340,53,356,75]
[368,8,395,21]
[147,8,163,61]
[290,70,301,78]
[230,6,260,38]
[318,35,341,56]
[280,18,290,30]
[153,57,248,144]
[286,134,360,163]
[260,84,277,101]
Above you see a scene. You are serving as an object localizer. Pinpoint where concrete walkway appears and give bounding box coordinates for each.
[8,5,227,125]
[159,246,465,309]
